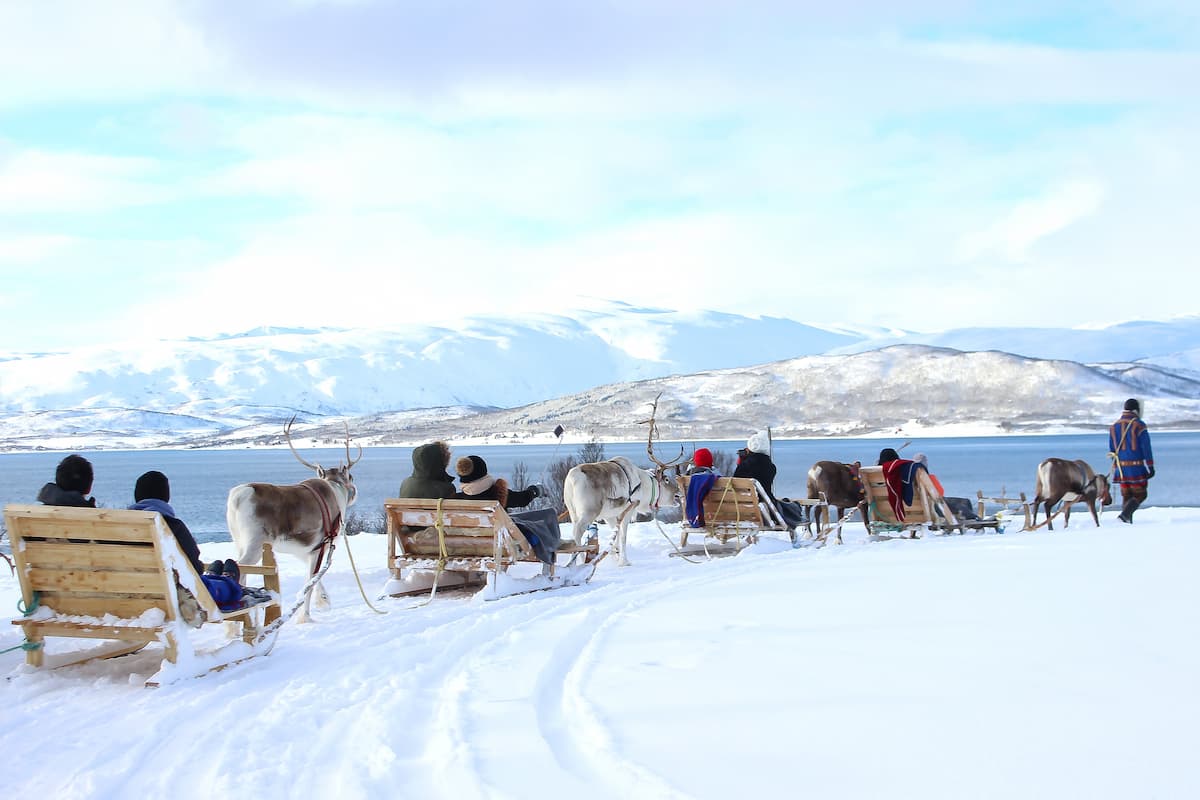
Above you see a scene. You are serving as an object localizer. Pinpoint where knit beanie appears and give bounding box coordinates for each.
[1124,398,1140,413]
[55,454,94,494]
[878,448,900,465]
[134,470,171,502]
[693,448,714,469]
[456,455,488,483]
[746,430,770,455]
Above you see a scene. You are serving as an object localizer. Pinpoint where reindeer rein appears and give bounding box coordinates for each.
[302,482,342,577]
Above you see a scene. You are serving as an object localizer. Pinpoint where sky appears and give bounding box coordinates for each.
[1,1,1198,352]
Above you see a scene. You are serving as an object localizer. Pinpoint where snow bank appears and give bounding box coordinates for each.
[2,510,1197,798]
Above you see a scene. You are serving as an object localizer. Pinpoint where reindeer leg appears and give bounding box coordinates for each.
[295,549,324,623]
[614,503,636,567]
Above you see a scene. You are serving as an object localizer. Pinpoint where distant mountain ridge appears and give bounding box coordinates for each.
[1,307,1199,450]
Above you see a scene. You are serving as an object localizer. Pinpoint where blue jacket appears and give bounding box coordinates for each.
[129,498,206,576]
[1109,411,1154,485]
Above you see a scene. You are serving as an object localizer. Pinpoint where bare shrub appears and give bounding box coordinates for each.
[512,461,529,490]
[712,449,737,475]
[577,439,606,464]
[345,508,386,535]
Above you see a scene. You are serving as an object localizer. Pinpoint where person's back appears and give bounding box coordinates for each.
[399,441,457,500]
[128,470,245,612]
[733,431,777,501]
[128,470,205,575]
[685,448,719,527]
[37,454,96,508]
[1109,398,1154,523]
[454,454,543,509]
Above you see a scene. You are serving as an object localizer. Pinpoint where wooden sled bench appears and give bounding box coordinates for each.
[859,466,958,539]
[676,476,807,556]
[382,498,603,601]
[4,504,281,686]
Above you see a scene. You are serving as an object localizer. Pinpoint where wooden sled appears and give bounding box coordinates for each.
[974,490,1030,532]
[859,466,958,540]
[4,504,281,687]
[383,499,603,601]
[675,476,806,557]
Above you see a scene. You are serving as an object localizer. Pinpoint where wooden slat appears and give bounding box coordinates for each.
[25,567,169,596]
[21,540,160,571]
[12,522,159,544]
[17,621,161,641]
[30,592,168,619]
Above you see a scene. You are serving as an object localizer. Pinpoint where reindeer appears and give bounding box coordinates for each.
[1031,458,1112,530]
[562,394,684,566]
[226,417,362,622]
[804,460,868,544]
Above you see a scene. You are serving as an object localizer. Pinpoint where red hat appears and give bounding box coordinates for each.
[693,448,714,469]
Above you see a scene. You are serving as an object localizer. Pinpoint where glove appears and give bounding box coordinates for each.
[1147,467,1155,479]
[529,484,544,498]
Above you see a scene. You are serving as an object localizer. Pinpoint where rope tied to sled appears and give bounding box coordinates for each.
[407,498,450,609]
[2,592,45,655]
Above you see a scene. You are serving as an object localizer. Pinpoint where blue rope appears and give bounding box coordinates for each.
[3,592,45,654]
[17,592,39,616]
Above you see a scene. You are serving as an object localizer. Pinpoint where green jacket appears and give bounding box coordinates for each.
[398,442,457,499]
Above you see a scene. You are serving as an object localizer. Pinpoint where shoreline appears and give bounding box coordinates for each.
[5,426,1199,455]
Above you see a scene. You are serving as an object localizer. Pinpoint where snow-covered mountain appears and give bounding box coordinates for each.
[265,345,1199,448]
[0,305,859,416]
[2,307,1199,450]
[830,315,1200,377]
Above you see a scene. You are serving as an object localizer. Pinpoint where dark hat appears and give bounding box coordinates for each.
[55,454,94,494]
[877,448,900,465]
[456,455,488,483]
[1124,398,1140,413]
[134,470,170,502]
[693,448,714,469]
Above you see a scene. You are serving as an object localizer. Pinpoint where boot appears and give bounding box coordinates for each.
[1118,496,1142,523]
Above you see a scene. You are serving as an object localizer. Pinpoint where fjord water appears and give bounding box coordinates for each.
[2,432,1196,543]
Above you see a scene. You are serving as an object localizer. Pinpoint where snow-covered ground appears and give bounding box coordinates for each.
[3,511,1198,799]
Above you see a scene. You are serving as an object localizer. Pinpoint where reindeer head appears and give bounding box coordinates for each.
[1095,474,1113,507]
[285,416,363,506]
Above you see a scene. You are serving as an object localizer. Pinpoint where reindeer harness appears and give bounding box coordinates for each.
[302,481,343,577]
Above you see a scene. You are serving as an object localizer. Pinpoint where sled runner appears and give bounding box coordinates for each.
[383,498,603,601]
[3,504,281,686]
[675,476,806,556]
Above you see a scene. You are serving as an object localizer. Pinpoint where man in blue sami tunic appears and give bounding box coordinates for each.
[1109,398,1154,524]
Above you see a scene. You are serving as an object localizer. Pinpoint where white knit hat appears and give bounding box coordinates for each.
[746,430,770,455]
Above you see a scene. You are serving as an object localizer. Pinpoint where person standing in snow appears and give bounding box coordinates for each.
[1109,398,1155,524]
[37,454,97,508]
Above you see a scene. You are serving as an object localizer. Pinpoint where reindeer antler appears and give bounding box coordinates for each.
[284,415,321,472]
[640,392,685,469]
[343,419,363,467]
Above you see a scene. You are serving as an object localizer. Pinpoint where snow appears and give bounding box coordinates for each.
[3,510,1198,798]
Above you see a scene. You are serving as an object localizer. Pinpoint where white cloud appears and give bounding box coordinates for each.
[0,150,164,213]
[957,180,1107,263]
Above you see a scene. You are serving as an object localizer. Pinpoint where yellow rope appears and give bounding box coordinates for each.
[341,527,387,614]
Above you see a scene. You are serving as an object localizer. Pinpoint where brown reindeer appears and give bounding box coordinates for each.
[226,418,362,622]
[1031,458,1112,530]
[805,460,868,544]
